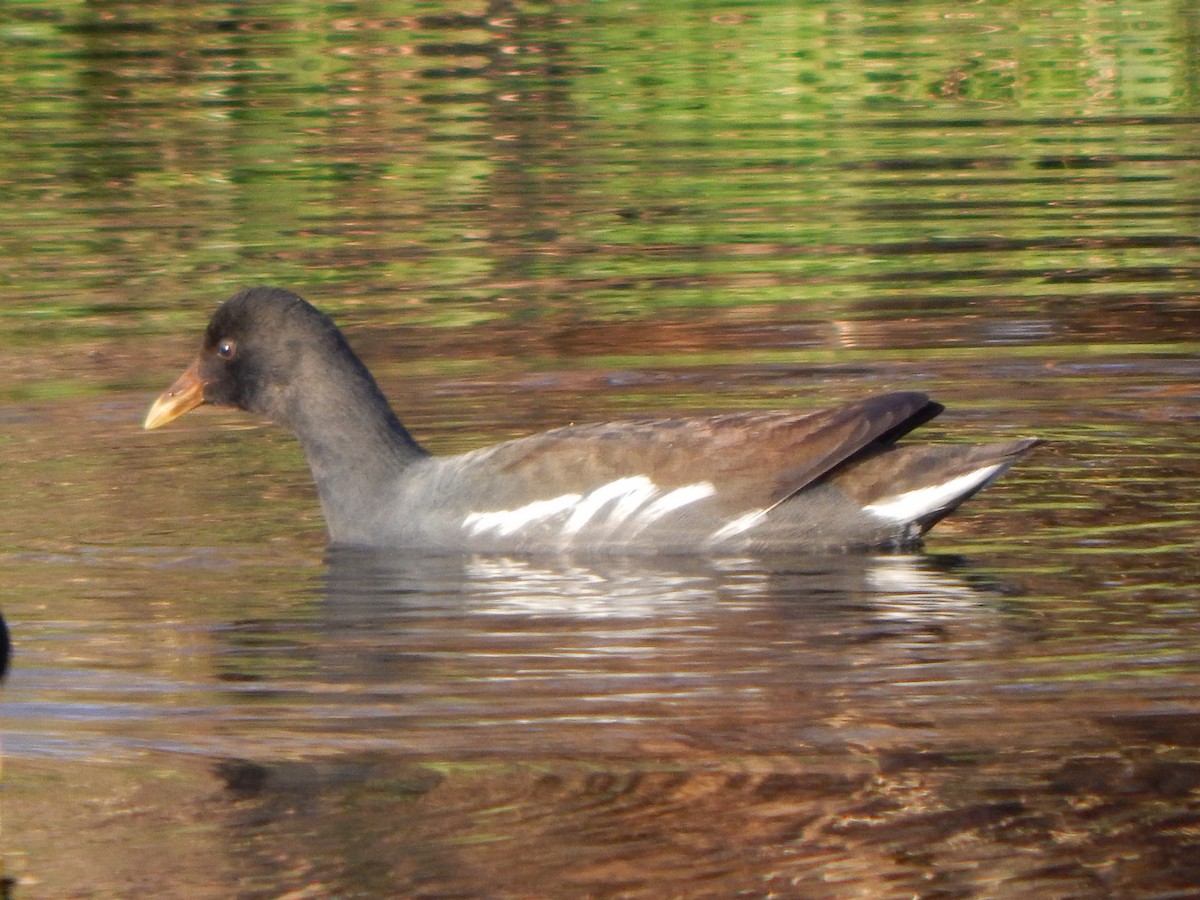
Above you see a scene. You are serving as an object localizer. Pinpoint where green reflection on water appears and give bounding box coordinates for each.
[0,0,1197,334]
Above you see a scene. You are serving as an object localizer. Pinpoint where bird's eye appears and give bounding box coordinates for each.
[217,339,237,360]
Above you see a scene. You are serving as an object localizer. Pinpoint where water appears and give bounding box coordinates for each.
[2,1,1199,897]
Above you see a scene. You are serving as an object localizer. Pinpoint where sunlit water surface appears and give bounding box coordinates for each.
[1,2,1199,897]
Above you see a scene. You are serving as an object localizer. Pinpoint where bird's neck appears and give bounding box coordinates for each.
[284,358,429,544]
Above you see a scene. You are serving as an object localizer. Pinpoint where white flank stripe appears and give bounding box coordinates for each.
[464,478,716,542]
[464,493,582,537]
[563,476,657,537]
[709,509,768,543]
[863,464,1004,523]
[604,478,661,528]
[628,482,716,534]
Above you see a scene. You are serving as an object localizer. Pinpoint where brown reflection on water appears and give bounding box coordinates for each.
[6,548,1200,898]
[0,343,1196,896]
[211,547,1200,897]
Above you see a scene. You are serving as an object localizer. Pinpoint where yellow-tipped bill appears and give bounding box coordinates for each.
[144,359,206,429]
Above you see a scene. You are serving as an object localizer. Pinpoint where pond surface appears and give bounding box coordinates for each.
[2,1,1200,897]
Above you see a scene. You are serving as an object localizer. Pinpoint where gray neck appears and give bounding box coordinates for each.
[282,357,428,544]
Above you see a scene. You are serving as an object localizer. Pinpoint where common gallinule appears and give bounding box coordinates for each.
[145,287,1038,553]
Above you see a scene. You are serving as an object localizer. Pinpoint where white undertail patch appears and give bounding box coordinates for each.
[863,463,1004,523]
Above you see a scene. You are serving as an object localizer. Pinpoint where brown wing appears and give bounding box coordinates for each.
[475,391,942,515]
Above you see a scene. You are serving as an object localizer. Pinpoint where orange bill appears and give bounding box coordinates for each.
[144,359,206,429]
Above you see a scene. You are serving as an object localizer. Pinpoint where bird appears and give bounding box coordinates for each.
[144,287,1039,554]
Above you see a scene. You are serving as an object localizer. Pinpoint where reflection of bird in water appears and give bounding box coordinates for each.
[322,548,1012,625]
